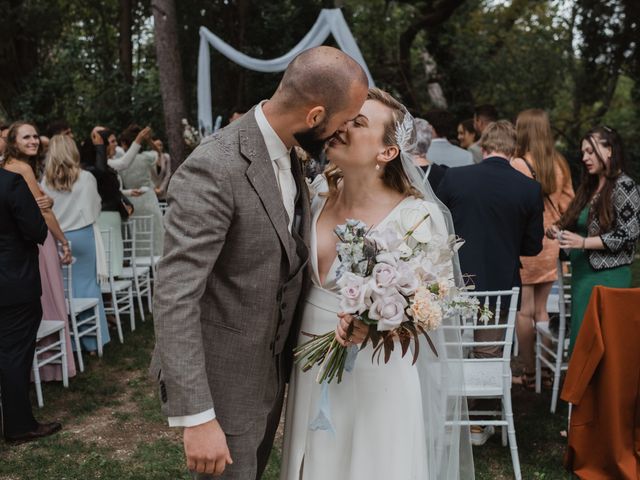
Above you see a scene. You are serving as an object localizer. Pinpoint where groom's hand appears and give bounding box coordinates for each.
[184,419,233,476]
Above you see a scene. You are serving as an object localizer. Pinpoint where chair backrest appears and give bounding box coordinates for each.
[121,219,136,263]
[443,288,520,361]
[555,259,572,344]
[130,215,154,258]
[61,259,74,315]
[100,228,114,281]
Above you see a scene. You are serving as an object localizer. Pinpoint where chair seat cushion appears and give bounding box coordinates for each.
[37,320,66,339]
[119,266,151,278]
[71,297,100,314]
[101,279,133,293]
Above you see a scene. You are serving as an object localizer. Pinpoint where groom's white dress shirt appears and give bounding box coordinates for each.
[168,102,297,428]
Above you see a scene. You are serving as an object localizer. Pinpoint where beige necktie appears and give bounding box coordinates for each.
[274,154,297,233]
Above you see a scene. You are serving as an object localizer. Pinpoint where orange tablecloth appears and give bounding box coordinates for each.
[561,286,640,479]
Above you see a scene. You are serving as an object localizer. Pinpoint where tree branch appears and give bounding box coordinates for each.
[398,0,466,106]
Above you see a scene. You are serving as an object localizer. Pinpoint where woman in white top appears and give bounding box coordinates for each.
[41,135,110,352]
[118,125,164,256]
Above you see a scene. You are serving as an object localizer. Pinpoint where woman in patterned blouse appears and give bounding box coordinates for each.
[547,126,640,353]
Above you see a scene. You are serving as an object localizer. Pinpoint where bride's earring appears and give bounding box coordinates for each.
[375,163,381,171]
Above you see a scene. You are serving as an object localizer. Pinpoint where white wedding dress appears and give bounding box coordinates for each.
[280,177,470,480]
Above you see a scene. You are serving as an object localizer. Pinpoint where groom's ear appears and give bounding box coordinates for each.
[305,106,327,128]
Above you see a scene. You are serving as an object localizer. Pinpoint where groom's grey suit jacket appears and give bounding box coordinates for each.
[151,109,311,435]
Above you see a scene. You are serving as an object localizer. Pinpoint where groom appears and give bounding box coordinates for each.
[151,46,369,479]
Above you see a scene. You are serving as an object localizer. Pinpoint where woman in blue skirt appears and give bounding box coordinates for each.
[41,135,110,351]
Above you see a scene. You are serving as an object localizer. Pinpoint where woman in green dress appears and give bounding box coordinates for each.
[547,126,639,353]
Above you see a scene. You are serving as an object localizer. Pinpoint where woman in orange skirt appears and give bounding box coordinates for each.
[510,109,574,387]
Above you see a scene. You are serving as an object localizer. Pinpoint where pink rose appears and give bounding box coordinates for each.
[337,272,370,314]
[369,263,399,295]
[395,261,420,296]
[369,293,408,331]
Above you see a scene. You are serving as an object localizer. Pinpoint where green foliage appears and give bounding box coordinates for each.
[2,0,162,141]
[1,0,637,177]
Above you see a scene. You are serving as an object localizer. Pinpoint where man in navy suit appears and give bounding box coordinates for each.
[437,120,543,444]
[437,120,544,302]
[0,168,61,443]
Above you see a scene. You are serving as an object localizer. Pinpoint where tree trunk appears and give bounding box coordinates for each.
[119,0,133,85]
[151,0,187,172]
[420,51,448,109]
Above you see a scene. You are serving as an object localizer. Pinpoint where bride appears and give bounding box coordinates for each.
[280,88,474,480]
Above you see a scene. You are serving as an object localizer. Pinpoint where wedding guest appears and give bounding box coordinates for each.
[425,110,473,168]
[473,104,498,137]
[437,120,544,445]
[547,126,640,353]
[150,138,171,200]
[81,127,137,277]
[1,124,75,371]
[118,124,164,255]
[41,134,110,352]
[0,168,61,443]
[0,123,9,162]
[46,119,74,139]
[471,105,498,161]
[411,117,448,193]
[510,109,574,388]
[458,118,482,163]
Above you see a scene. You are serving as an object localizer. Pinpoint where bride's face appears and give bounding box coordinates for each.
[325,99,392,169]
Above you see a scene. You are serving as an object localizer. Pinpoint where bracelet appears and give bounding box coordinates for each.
[61,241,69,248]
[581,237,586,249]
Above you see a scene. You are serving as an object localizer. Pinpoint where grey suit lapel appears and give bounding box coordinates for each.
[240,111,296,265]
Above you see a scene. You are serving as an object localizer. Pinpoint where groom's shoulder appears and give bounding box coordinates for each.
[178,126,246,177]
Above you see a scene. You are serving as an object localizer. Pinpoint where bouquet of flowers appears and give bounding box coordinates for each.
[294,206,489,384]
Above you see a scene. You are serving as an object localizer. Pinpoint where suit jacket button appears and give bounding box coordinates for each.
[269,341,275,350]
[281,303,287,310]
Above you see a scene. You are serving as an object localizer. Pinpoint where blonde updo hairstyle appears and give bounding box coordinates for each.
[324,87,421,199]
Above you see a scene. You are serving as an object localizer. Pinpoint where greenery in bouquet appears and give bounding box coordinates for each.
[295,207,488,384]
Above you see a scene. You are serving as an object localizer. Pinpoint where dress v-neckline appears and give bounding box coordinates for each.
[312,195,413,289]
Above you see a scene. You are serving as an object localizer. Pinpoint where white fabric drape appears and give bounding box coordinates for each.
[197,8,374,134]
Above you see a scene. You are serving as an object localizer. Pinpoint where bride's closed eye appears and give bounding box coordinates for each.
[352,114,368,127]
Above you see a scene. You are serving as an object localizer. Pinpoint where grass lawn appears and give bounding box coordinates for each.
[0,315,576,480]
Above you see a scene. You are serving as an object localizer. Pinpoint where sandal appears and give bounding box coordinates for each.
[540,368,555,390]
[521,372,536,391]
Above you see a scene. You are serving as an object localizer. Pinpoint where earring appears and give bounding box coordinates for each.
[375,164,381,171]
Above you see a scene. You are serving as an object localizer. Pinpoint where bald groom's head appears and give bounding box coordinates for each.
[268,46,369,157]
[274,46,368,116]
